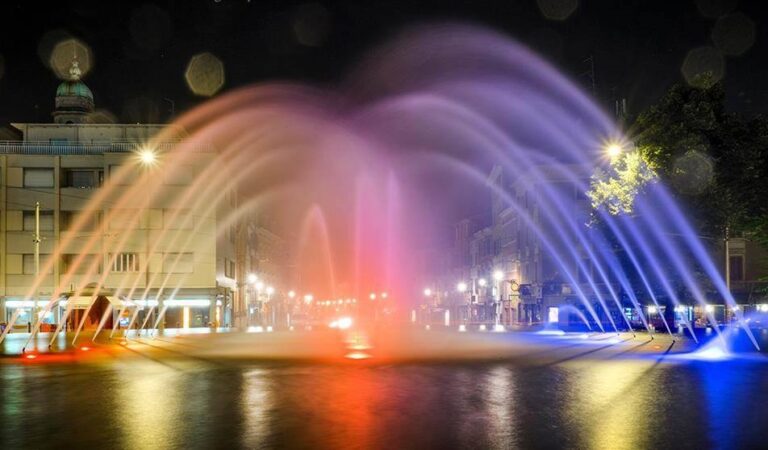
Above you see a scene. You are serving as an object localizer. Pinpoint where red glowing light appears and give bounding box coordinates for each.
[81,347,90,351]
[345,351,371,360]
[25,354,37,359]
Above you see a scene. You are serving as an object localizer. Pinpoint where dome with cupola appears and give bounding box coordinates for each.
[53,59,94,124]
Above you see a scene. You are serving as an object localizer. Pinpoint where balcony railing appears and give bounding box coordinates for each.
[0,140,214,155]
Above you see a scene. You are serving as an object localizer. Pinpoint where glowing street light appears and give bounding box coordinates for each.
[493,270,504,282]
[369,293,377,300]
[605,142,622,159]
[478,278,487,287]
[287,290,296,299]
[423,288,432,297]
[247,273,258,285]
[255,281,265,291]
[381,292,388,299]
[137,147,157,166]
[266,286,275,296]
[303,294,313,304]
[457,282,468,293]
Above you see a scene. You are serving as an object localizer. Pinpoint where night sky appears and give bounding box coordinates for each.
[0,0,766,126]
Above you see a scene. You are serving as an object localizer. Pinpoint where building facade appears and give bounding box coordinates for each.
[0,61,256,331]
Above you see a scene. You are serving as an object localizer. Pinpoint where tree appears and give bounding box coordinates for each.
[632,82,768,244]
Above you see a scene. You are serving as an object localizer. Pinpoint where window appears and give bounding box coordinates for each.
[224,259,235,278]
[109,164,139,185]
[164,209,193,230]
[23,211,54,231]
[63,169,103,188]
[62,254,101,274]
[729,255,744,282]
[61,211,101,232]
[163,252,194,273]
[24,168,54,188]
[23,254,53,274]
[111,253,139,272]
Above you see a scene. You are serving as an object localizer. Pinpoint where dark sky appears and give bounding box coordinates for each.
[0,0,766,126]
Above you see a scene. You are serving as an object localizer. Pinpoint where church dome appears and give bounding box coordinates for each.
[56,80,93,101]
[53,59,94,124]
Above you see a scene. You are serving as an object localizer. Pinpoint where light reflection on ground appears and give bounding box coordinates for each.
[1,328,767,448]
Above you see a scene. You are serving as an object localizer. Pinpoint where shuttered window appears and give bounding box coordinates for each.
[62,254,102,274]
[111,253,140,272]
[23,211,54,231]
[24,168,54,188]
[23,254,54,274]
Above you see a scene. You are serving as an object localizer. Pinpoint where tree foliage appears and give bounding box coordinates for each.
[632,82,768,243]
[587,151,657,216]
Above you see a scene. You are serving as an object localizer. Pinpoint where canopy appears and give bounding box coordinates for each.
[63,296,126,309]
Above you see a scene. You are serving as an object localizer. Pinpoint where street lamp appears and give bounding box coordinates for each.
[247,273,258,285]
[369,293,377,300]
[478,278,487,287]
[605,143,622,159]
[137,147,157,166]
[423,288,432,297]
[457,282,468,293]
[493,270,504,282]
[287,290,296,299]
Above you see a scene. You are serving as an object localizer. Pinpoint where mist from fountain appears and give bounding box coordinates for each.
[4,23,760,357]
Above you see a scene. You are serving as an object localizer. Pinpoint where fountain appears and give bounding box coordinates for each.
[1,23,761,360]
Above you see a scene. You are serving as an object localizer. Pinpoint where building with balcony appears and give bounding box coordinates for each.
[0,60,250,331]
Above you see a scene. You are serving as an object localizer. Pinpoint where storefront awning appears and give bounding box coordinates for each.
[63,296,124,309]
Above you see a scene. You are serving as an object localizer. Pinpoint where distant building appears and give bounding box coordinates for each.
[0,59,276,330]
[461,162,768,328]
[467,163,601,325]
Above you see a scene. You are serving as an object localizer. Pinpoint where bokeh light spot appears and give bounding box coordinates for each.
[49,38,93,80]
[185,52,225,97]
[712,12,755,56]
[681,46,724,88]
[696,0,737,19]
[293,3,331,47]
[537,0,579,21]
[672,150,715,195]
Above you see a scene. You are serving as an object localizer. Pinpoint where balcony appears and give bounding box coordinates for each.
[0,140,213,155]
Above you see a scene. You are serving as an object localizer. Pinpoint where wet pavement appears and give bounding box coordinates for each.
[1,329,767,449]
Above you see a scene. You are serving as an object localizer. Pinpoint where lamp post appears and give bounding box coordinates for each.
[457,282,467,326]
[266,286,275,325]
[476,278,487,324]
[246,274,258,327]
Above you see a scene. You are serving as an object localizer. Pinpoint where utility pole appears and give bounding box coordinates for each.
[33,202,41,331]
